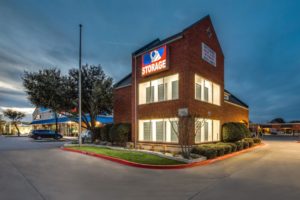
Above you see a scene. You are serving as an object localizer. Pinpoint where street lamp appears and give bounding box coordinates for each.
[78,24,82,146]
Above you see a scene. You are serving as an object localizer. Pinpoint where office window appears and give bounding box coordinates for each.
[158,84,164,102]
[195,74,220,106]
[195,118,220,143]
[204,121,209,141]
[172,80,179,99]
[156,121,165,142]
[170,121,178,143]
[195,83,202,100]
[204,86,209,102]
[139,74,179,104]
[146,86,154,103]
[143,122,152,141]
[139,119,178,143]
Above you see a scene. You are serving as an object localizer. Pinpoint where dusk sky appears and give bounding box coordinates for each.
[0,0,299,122]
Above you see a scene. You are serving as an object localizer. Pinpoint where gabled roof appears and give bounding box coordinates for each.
[224,89,248,108]
[114,73,132,88]
[132,15,223,56]
[132,32,183,56]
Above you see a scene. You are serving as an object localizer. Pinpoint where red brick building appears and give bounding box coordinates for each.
[114,15,249,151]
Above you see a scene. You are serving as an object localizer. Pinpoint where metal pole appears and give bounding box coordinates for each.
[78,24,82,146]
[134,56,137,149]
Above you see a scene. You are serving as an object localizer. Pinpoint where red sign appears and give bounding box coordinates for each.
[141,45,167,77]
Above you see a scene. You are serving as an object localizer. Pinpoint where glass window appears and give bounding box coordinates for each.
[143,122,151,141]
[172,80,179,99]
[195,119,220,143]
[195,74,220,106]
[139,74,179,105]
[158,84,164,102]
[204,121,209,141]
[204,86,209,102]
[139,119,179,143]
[195,83,202,100]
[156,121,165,142]
[170,121,178,143]
[146,86,154,103]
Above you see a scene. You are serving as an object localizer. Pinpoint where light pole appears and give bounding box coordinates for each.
[78,24,82,146]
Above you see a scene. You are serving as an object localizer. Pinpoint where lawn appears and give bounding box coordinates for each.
[69,146,184,165]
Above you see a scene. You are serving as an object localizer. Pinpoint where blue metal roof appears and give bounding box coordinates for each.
[31,115,113,125]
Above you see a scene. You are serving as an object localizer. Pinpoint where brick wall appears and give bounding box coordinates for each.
[113,86,132,123]
[113,16,249,147]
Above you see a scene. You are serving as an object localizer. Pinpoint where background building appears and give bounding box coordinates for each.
[31,107,113,136]
[114,15,249,151]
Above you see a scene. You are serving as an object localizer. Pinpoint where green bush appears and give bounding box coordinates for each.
[216,143,232,154]
[191,146,217,159]
[93,127,102,141]
[214,146,225,156]
[243,138,254,147]
[100,124,113,142]
[203,144,225,157]
[110,123,131,145]
[225,143,237,152]
[253,138,262,144]
[242,141,249,149]
[222,122,251,142]
[235,141,244,151]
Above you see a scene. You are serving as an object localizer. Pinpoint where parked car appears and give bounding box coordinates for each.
[81,130,92,143]
[29,130,63,140]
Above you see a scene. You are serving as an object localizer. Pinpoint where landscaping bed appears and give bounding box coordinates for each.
[191,138,262,159]
[66,146,185,165]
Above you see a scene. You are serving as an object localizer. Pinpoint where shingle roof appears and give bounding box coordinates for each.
[114,73,132,88]
[132,32,183,56]
[224,89,248,108]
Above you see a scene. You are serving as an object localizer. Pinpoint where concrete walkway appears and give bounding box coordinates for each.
[0,136,299,200]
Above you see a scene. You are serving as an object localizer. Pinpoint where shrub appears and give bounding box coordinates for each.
[243,138,254,147]
[93,127,102,141]
[191,145,217,159]
[216,143,232,154]
[100,124,113,142]
[235,141,244,151]
[110,123,131,145]
[214,146,225,156]
[203,144,225,157]
[226,143,237,152]
[242,141,249,149]
[222,122,251,142]
[253,138,262,144]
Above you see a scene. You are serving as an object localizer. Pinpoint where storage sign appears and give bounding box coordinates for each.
[142,45,168,77]
[202,43,216,67]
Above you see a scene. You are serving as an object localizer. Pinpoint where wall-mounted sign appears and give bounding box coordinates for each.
[202,43,216,67]
[142,45,168,77]
[178,108,188,117]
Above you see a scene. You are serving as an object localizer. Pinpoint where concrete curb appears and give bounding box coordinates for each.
[61,143,265,170]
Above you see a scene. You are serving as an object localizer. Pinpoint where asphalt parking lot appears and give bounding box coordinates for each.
[0,135,299,200]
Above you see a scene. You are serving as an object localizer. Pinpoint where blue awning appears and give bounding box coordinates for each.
[31,115,113,125]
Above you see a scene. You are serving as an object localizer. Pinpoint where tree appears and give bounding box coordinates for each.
[0,114,6,134]
[23,68,67,133]
[66,65,113,141]
[3,109,25,136]
[23,65,113,140]
[169,114,206,159]
[270,118,285,123]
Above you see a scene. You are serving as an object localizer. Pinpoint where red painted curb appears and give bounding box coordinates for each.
[62,143,265,170]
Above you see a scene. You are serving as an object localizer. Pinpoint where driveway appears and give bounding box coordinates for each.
[0,136,300,200]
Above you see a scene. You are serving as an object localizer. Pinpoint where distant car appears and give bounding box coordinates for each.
[29,130,63,140]
[81,130,92,143]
